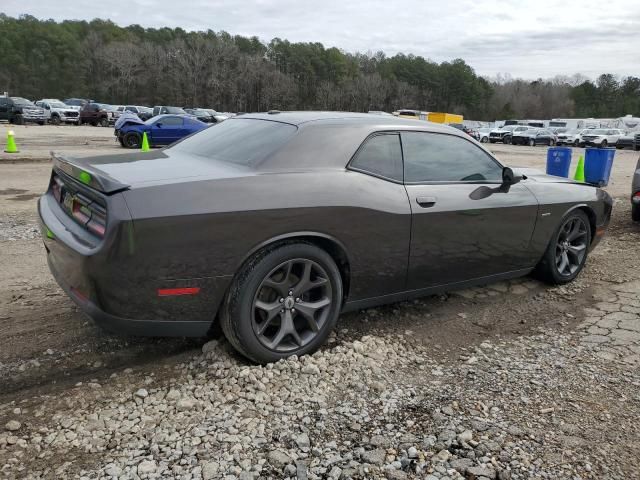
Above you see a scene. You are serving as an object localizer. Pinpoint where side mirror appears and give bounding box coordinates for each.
[502,167,523,186]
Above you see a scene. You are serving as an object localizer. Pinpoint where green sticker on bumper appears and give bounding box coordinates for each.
[46,228,55,239]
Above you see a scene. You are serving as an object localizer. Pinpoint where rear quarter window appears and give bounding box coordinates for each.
[171,118,297,166]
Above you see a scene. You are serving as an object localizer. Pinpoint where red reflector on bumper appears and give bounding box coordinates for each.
[157,287,200,297]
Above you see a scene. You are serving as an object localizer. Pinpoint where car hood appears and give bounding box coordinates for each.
[513,167,581,184]
[52,150,253,193]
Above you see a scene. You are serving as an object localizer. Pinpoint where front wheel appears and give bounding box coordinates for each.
[50,115,61,126]
[123,132,141,148]
[99,117,109,127]
[529,138,535,147]
[574,139,580,147]
[600,140,608,148]
[481,136,489,143]
[220,243,343,363]
[534,210,591,285]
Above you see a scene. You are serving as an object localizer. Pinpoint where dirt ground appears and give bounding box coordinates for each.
[0,126,639,479]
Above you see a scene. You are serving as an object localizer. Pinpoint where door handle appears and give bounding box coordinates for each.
[416,196,437,208]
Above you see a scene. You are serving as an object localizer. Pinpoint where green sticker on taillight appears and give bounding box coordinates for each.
[78,171,91,185]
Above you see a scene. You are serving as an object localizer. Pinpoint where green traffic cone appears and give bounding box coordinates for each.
[574,155,585,182]
[141,131,150,152]
[4,130,19,153]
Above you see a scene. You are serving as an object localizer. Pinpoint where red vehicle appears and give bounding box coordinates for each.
[80,103,115,127]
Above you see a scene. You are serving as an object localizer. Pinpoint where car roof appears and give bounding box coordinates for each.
[237,111,458,134]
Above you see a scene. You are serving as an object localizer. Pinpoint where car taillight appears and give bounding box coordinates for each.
[633,192,640,204]
[52,177,63,202]
[70,194,107,237]
[87,205,107,237]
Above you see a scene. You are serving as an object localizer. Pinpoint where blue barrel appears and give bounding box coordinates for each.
[585,148,615,187]
[546,147,572,178]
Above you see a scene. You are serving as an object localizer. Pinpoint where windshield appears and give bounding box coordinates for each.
[172,118,297,166]
[49,101,66,108]
[11,97,34,106]
[165,106,186,114]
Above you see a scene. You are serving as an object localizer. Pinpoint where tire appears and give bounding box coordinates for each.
[38,121,45,126]
[481,136,489,143]
[14,114,24,125]
[534,210,591,285]
[632,203,640,222]
[574,139,580,147]
[123,132,141,149]
[489,139,496,144]
[529,138,535,147]
[635,145,640,151]
[99,117,109,127]
[220,242,343,363]
[600,140,607,148]
[50,115,61,126]
[504,136,512,145]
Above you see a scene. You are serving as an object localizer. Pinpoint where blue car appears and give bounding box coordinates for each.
[115,114,209,149]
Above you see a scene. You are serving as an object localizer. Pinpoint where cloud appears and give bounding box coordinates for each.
[2,0,639,79]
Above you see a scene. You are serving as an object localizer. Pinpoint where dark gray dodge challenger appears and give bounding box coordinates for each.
[38,112,613,362]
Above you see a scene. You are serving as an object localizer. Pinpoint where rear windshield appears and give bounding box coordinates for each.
[171,118,297,166]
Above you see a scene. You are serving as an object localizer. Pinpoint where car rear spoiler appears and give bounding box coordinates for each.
[51,152,130,194]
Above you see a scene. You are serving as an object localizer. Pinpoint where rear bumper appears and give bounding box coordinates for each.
[47,255,211,336]
[38,194,214,337]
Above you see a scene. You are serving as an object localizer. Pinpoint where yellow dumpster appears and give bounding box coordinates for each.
[428,112,463,124]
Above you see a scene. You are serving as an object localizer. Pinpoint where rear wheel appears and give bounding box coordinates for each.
[534,210,591,284]
[529,138,535,147]
[123,132,141,148]
[632,203,640,222]
[220,243,343,363]
[504,135,512,145]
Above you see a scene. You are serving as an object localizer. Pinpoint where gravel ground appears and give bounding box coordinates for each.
[0,137,639,479]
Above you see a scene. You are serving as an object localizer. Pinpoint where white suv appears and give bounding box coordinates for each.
[35,99,80,125]
[580,128,625,148]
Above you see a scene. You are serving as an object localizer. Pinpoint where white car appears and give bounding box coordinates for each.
[580,128,625,148]
[556,128,590,146]
[488,125,529,144]
[478,127,492,143]
[35,99,80,125]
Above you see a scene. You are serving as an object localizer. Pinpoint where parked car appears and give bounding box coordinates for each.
[448,123,480,141]
[184,108,214,123]
[580,129,624,148]
[152,106,187,116]
[489,125,529,144]
[477,127,491,143]
[556,128,589,146]
[511,128,557,146]
[115,105,153,121]
[632,157,640,221]
[115,114,208,148]
[80,103,115,127]
[62,98,90,112]
[614,133,637,150]
[35,99,80,125]
[38,112,613,363]
[204,109,229,123]
[0,96,47,124]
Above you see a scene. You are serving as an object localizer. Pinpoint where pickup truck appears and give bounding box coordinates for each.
[35,99,80,125]
[79,103,116,127]
[0,96,47,124]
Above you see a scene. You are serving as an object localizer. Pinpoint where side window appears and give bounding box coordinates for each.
[402,132,503,183]
[158,116,184,126]
[349,133,403,182]
[125,106,137,113]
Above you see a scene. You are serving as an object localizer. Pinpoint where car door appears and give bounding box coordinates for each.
[151,116,184,144]
[402,131,539,290]
[0,97,9,120]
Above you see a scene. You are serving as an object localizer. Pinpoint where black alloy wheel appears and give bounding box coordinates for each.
[123,132,141,148]
[555,216,589,277]
[251,258,332,353]
[220,243,342,363]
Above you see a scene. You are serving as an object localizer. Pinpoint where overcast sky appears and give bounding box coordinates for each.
[3,0,640,79]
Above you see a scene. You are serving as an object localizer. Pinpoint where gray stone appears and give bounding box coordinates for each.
[361,449,386,465]
[450,458,474,472]
[467,466,496,479]
[295,432,311,448]
[4,420,21,431]
[268,450,292,467]
[137,460,157,475]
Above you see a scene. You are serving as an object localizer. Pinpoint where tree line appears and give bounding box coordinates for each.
[0,15,638,121]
